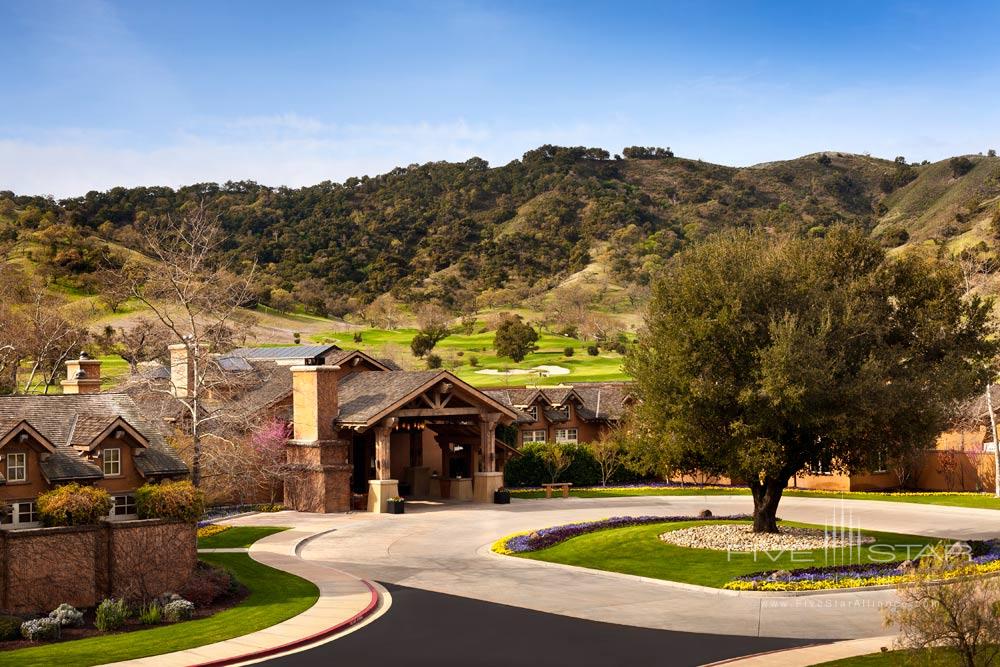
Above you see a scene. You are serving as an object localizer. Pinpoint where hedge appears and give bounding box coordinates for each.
[503,442,645,487]
[135,480,205,523]
[36,483,113,526]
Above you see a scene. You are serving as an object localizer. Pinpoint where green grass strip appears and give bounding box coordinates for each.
[508,486,1000,510]
[0,551,318,666]
[198,526,290,549]
[517,520,937,589]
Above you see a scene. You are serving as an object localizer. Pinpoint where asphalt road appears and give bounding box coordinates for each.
[264,583,828,667]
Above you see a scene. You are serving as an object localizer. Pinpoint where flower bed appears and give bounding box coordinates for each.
[196,525,230,540]
[491,514,751,555]
[724,541,1000,591]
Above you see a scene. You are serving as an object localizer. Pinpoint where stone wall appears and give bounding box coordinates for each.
[0,519,196,614]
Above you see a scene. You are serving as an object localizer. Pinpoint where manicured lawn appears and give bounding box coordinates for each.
[198,526,290,549]
[509,486,1000,510]
[314,327,631,386]
[0,550,318,667]
[518,520,937,588]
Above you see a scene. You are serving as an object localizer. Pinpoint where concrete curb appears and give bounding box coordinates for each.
[480,543,903,598]
[100,527,384,667]
[703,635,896,666]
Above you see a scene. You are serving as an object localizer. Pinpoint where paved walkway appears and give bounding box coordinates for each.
[228,494,1000,644]
[103,526,382,667]
[707,635,896,666]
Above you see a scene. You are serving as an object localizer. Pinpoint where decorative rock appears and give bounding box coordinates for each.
[698,509,713,518]
[767,570,792,581]
[659,523,876,552]
[896,559,915,573]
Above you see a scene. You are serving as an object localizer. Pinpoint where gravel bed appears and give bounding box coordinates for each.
[660,523,876,552]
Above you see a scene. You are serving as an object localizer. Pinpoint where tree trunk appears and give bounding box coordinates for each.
[750,479,785,533]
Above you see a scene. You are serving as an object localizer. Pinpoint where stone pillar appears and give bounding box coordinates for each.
[61,353,102,394]
[284,365,353,513]
[474,413,503,503]
[368,417,399,513]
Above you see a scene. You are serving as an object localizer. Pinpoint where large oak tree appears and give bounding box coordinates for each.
[626,228,995,532]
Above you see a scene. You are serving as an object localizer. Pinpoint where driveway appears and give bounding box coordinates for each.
[231,494,1000,640]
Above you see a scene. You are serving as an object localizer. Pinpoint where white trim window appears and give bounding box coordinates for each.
[109,494,137,519]
[555,428,578,444]
[102,448,121,477]
[522,429,546,443]
[6,453,26,482]
[525,405,538,421]
[2,501,39,528]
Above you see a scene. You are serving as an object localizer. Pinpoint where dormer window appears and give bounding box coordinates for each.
[103,448,121,476]
[6,453,26,482]
[526,405,538,421]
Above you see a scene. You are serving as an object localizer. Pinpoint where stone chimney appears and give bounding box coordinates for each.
[285,364,351,513]
[61,352,101,394]
[290,365,340,441]
[168,343,194,398]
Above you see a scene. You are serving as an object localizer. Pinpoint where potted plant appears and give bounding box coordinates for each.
[387,496,405,514]
[494,488,511,504]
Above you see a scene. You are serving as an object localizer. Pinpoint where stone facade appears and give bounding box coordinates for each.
[0,519,195,614]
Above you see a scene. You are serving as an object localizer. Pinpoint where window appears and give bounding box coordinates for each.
[1,501,39,528]
[522,430,546,443]
[525,405,538,421]
[110,494,137,518]
[6,453,26,482]
[808,453,834,476]
[102,448,121,476]
[555,428,578,444]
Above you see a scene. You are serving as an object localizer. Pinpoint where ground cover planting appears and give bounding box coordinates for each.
[493,517,955,590]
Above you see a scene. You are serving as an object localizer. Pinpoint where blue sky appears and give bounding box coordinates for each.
[2,0,999,197]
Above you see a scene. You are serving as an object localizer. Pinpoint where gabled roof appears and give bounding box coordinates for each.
[0,394,187,481]
[0,420,58,453]
[484,382,634,423]
[68,415,150,452]
[335,370,519,426]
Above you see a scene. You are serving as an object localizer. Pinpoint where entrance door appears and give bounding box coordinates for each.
[351,436,371,493]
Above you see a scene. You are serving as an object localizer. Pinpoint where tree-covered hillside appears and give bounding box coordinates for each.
[2,146,998,316]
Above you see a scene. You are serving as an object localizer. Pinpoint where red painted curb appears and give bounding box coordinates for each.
[190,579,380,667]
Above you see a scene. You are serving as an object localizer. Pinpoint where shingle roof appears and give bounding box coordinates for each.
[0,394,187,481]
[336,371,444,424]
[230,345,341,362]
[484,382,634,423]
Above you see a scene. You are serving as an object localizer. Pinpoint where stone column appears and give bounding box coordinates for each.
[284,365,353,513]
[474,412,503,503]
[368,417,399,513]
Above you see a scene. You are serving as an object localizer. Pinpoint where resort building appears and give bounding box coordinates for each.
[0,357,188,529]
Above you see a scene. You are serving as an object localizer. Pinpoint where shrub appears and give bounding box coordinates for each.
[504,441,642,487]
[163,599,194,622]
[181,562,235,607]
[49,603,83,628]
[36,483,112,526]
[468,355,478,367]
[352,331,363,343]
[586,345,599,356]
[949,156,975,178]
[563,347,574,357]
[21,618,60,641]
[425,353,442,369]
[135,481,205,522]
[138,602,162,625]
[816,153,832,166]
[0,615,21,641]
[95,598,129,631]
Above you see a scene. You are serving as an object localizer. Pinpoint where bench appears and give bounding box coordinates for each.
[542,482,573,499]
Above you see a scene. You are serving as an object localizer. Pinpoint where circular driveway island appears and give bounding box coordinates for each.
[234,494,1000,641]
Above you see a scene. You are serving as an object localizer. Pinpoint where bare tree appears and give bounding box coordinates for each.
[362,294,402,330]
[887,553,1000,667]
[20,290,88,394]
[117,203,257,486]
[101,318,172,374]
[590,428,626,486]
